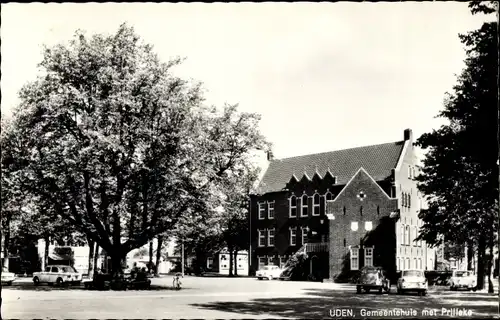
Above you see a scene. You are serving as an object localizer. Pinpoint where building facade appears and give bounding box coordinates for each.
[249,129,436,282]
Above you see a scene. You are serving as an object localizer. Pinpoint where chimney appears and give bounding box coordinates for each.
[267,150,274,161]
[404,128,413,141]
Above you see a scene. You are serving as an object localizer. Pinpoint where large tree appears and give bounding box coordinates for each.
[415,1,498,291]
[6,24,268,278]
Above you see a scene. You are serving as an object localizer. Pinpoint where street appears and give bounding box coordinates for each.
[1,276,498,319]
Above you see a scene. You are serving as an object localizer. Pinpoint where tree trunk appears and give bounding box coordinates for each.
[488,230,494,293]
[93,242,99,276]
[477,234,486,290]
[2,217,11,272]
[109,248,125,279]
[43,237,50,270]
[228,246,234,277]
[467,241,474,271]
[88,239,95,277]
[233,249,238,276]
[149,240,154,273]
[155,235,163,275]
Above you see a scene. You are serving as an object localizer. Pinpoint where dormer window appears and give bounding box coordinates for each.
[312,193,320,216]
[301,194,309,217]
[289,196,297,218]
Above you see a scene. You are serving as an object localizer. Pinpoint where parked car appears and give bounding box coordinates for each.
[356,266,391,294]
[256,265,282,280]
[450,270,477,291]
[1,271,16,286]
[397,270,428,296]
[33,265,82,286]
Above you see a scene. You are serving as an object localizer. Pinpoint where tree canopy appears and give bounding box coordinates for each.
[3,24,269,275]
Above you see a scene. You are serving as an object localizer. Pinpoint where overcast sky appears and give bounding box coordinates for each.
[1,3,493,162]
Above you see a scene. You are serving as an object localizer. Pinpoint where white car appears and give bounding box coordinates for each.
[256,265,282,280]
[1,271,16,286]
[397,270,428,296]
[33,265,82,286]
[450,270,476,291]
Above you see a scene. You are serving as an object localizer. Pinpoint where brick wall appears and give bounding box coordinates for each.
[327,168,398,282]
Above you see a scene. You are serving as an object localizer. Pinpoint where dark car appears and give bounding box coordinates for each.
[356,266,391,294]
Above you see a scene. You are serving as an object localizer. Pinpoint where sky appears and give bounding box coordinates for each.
[1,3,494,166]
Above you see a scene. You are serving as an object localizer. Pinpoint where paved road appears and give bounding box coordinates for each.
[1,276,498,319]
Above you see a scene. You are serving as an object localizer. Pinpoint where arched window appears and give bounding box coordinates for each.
[301,194,309,217]
[325,191,333,201]
[289,196,297,218]
[312,193,321,216]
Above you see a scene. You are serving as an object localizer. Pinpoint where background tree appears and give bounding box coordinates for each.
[6,23,269,278]
[415,1,498,291]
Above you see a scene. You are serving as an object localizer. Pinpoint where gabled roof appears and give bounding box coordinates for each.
[255,141,405,194]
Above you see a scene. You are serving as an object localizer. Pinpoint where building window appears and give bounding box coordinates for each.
[268,256,274,266]
[351,221,358,231]
[397,258,401,271]
[290,228,297,246]
[406,225,411,246]
[279,256,287,268]
[400,224,404,245]
[364,247,373,267]
[313,193,320,216]
[408,194,411,208]
[418,258,422,270]
[301,194,308,217]
[268,201,275,219]
[258,202,266,220]
[207,257,214,269]
[268,229,275,247]
[360,206,363,216]
[406,258,410,270]
[301,227,308,245]
[325,191,333,201]
[365,221,373,231]
[350,247,359,270]
[377,206,380,215]
[413,226,418,246]
[324,191,333,215]
[289,196,297,218]
[343,238,346,247]
[343,206,346,215]
[401,192,405,208]
[414,258,417,269]
[258,257,266,269]
[408,166,412,179]
[258,230,266,247]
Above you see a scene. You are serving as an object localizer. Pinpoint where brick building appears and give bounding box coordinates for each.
[249,129,436,282]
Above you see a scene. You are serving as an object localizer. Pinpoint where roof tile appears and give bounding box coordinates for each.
[256,141,405,194]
